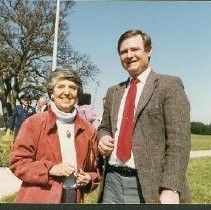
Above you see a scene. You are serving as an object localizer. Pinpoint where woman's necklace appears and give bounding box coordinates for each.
[66,130,71,138]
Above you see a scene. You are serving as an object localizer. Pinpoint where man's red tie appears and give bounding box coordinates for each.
[116,78,139,161]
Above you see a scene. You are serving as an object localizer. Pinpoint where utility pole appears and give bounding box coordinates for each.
[92,80,100,110]
[52,0,60,71]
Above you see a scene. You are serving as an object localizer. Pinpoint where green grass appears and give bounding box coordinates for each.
[0,131,5,138]
[85,186,100,204]
[187,157,211,204]
[191,134,211,151]
[0,131,13,166]
[0,193,16,203]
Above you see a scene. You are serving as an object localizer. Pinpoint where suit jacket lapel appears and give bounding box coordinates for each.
[111,79,128,135]
[134,71,158,122]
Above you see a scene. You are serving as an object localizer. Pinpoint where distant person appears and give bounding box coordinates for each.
[6,94,35,138]
[77,93,96,124]
[36,96,48,113]
[97,29,191,204]
[10,68,100,203]
[2,101,13,129]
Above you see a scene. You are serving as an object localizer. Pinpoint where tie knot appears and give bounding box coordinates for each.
[130,78,139,85]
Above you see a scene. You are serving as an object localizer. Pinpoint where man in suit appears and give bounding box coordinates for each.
[7,94,36,138]
[97,29,191,204]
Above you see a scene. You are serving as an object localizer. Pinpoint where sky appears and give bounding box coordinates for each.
[1,1,209,124]
[68,1,211,124]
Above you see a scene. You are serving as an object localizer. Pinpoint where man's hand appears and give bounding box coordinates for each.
[160,189,179,204]
[98,135,114,156]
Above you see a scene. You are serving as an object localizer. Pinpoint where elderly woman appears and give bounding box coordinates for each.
[10,68,100,203]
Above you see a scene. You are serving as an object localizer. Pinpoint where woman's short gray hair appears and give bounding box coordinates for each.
[47,68,83,98]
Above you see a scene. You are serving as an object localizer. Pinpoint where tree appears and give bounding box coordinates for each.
[0,0,99,127]
[57,42,99,85]
[191,122,211,135]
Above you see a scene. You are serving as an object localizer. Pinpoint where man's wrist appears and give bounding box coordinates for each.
[160,187,178,193]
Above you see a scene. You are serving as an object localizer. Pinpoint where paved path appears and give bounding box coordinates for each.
[0,150,211,201]
[190,150,211,158]
[0,167,21,200]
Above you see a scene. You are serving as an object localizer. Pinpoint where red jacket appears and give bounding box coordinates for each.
[10,108,100,203]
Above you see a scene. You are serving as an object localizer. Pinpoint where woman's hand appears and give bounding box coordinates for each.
[76,169,91,188]
[49,163,76,177]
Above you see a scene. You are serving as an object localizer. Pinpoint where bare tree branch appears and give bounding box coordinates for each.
[0,0,100,127]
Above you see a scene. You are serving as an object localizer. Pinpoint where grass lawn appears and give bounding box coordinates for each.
[0,132,5,137]
[187,157,211,204]
[0,193,16,203]
[85,186,100,204]
[191,134,211,151]
[0,132,13,166]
